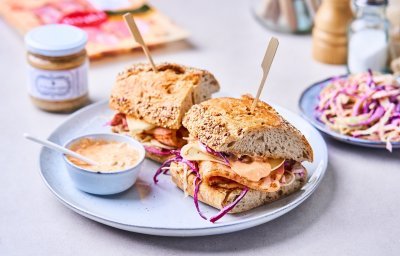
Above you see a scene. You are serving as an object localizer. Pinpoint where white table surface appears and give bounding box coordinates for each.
[1,0,399,255]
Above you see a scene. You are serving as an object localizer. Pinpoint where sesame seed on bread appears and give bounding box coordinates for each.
[182,95,313,162]
[109,62,220,130]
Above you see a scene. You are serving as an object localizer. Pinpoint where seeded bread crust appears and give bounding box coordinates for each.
[109,62,220,130]
[183,95,313,162]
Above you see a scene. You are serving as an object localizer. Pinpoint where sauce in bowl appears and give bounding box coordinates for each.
[67,138,140,172]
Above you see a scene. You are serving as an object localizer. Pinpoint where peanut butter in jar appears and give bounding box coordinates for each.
[25,24,89,112]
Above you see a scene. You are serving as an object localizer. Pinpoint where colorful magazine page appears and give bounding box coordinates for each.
[0,0,188,59]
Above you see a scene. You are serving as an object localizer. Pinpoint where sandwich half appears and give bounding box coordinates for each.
[155,95,313,222]
[109,62,220,163]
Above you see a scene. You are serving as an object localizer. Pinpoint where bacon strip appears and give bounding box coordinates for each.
[110,113,128,130]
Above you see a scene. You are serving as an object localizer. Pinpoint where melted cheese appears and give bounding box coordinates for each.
[126,116,156,135]
[180,142,227,165]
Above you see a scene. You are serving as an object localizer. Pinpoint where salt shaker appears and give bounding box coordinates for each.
[348,0,389,73]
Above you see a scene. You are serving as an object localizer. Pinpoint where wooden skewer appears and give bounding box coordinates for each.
[23,133,99,166]
[251,37,279,112]
[123,13,158,72]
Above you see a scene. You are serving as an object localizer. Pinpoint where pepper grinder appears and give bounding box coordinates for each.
[312,0,354,64]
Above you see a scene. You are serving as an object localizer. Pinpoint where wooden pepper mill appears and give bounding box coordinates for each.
[312,0,354,64]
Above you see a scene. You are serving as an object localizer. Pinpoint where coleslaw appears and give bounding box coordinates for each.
[315,70,400,151]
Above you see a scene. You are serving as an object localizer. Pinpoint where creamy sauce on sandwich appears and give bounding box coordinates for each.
[229,160,272,182]
[67,138,139,172]
[229,157,284,182]
[180,140,285,182]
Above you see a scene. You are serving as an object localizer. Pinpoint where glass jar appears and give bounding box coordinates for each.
[348,0,390,73]
[25,24,89,112]
[252,0,317,34]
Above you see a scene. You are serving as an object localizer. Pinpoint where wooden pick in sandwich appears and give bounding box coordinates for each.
[251,37,279,112]
[123,13,158,72]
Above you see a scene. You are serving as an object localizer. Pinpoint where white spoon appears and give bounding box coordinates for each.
[23,133,99,166]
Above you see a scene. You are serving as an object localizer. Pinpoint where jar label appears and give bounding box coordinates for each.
[27,62,88,101]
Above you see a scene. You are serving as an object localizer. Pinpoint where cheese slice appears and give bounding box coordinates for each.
[126,116,156,135]
[180,142,227,165]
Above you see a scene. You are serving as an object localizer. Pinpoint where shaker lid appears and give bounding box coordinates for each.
[25,24,88,57]
[355,0,388,6]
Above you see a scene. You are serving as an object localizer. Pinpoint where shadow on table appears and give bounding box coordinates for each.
[90,160,337,253]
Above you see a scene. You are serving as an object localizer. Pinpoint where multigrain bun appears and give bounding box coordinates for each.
[109,62,220,130]
[183,95,313,162]
[170,162,307,213]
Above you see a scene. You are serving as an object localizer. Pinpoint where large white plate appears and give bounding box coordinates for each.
[39,100,328,237]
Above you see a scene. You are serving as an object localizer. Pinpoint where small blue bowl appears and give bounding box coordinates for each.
[63,133,145,195]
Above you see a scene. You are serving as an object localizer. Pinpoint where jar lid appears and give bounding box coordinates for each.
[25,24,88,57]
[355,0,388,6]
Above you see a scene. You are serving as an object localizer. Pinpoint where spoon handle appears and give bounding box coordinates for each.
[23,133,98,166]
